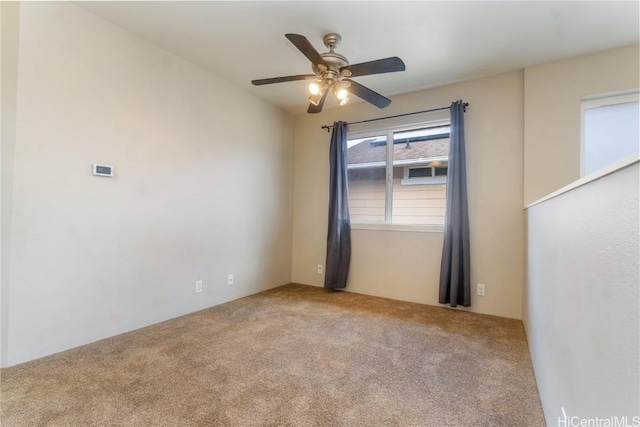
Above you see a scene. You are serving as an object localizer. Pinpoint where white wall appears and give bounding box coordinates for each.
[1,2,294,367]
[525,162,639,423]
[292,70,525,319]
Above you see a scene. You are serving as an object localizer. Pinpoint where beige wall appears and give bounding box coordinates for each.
[523,44,640,205]
[1,2,294,367]
[525,162,639,423]
[0,1,21,367]
[292,70,525,319]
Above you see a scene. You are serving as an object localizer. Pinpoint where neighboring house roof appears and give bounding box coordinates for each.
[347,138,450,165]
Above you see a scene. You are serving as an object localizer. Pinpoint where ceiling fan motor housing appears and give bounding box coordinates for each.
[312,33,349,83]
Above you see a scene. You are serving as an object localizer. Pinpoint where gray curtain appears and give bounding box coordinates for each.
[439,101,471,307]
[324,121,351,289]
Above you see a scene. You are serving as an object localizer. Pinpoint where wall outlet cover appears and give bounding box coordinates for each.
[92,164,114,177]
[477,283,485,296]
[195,280,203,293]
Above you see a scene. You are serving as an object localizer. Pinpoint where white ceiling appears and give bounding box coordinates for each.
[78,1,639,115]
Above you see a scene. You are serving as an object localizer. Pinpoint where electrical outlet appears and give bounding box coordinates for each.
[317,264,323,274]
[227,274,234,286]
[195,280,203,293]
[477,283,485,296]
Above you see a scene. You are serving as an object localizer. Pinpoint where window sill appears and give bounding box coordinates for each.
[351,223,444,233]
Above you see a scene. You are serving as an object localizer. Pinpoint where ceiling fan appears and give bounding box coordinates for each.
[251,33,406,114]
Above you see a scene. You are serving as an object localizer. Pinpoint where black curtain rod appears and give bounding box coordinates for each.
[320,102,468,132]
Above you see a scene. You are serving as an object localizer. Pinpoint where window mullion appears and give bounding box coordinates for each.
[385,129,394,224]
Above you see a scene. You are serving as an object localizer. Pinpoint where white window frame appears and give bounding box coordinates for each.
[580,89,640,177]
[347,119,450,233]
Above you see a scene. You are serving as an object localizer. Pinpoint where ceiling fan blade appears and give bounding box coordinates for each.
[347,80,391,109]
[251,74,317,86]
[285,34,328,69]
[307,90,328,114]
[340,57,406,77]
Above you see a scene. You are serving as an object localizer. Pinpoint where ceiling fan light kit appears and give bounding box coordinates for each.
[308,82,322,95]
[308,92,324,106]
[251,33,406,113]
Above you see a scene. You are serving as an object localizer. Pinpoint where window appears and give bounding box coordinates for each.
[401,165,448,185]
[581,91,639,176]
[347,121,450,227]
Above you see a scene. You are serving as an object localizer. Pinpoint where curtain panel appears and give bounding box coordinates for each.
[324,121,351,289]
[439,101,471,307]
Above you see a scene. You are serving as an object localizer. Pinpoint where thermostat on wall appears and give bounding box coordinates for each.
[92,164,114,177]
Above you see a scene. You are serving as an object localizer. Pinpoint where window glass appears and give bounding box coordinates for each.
[347,134,387,223]
[409,167,431,178]
[434,166,448,177]
[392,128,448,225]
[346,124,449,227]
[583,98,639,176]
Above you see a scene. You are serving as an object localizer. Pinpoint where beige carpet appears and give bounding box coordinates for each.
[1,284,545,426]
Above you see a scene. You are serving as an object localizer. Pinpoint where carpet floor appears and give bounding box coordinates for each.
[1,284,545,426]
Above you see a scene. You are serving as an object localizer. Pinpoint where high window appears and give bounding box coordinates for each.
[347,121,450,227]
[581,91,639,176]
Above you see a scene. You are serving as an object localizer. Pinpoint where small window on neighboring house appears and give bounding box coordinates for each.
[582,91,639,176]
[408,167,431,178]
[434,166,448,176]
[346,121,450,226]
[402,165,448,185]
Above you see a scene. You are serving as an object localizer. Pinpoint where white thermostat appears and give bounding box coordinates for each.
[92,164,114,177]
